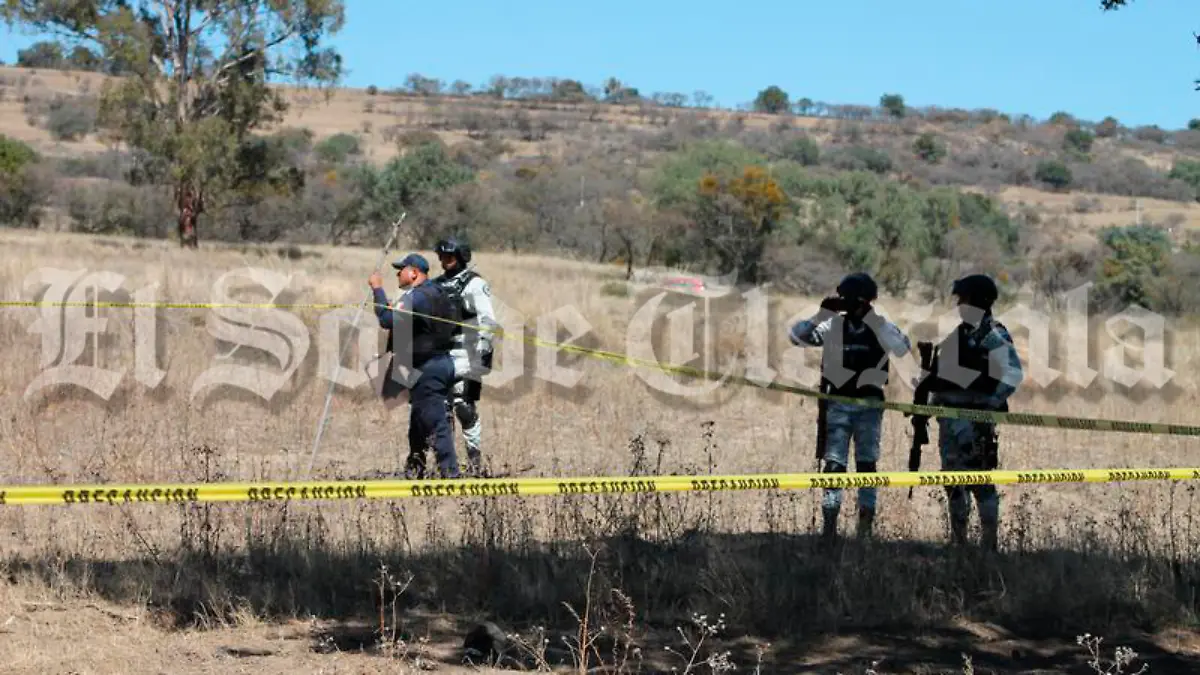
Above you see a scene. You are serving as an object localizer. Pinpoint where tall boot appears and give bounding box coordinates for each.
[950,516,969,546]
[980,519,999,553]
[856,507,875,539]
[822,508,838,544]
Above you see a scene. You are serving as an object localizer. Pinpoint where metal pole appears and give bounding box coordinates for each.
[304,212,406,478]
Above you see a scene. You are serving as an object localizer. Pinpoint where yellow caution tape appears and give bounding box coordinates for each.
[4,299,1200,437]
[0,467,1196,505]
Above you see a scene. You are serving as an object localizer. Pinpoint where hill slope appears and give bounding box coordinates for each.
[3,63,1200,307]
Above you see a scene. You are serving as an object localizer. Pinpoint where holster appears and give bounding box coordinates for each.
[971,422,1000,471]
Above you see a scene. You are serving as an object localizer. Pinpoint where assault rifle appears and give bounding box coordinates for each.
[906,340,936,498]
[814,380,831,469]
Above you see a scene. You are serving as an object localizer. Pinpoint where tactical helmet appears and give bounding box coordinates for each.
[836,272,878,302]
[435,237,472,266]
[951,274,999,310]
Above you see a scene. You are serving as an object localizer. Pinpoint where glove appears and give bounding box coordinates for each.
[470,343,494,378]
[820,296,847,313]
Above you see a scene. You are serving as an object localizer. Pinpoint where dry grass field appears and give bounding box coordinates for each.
[2,226,1200,672]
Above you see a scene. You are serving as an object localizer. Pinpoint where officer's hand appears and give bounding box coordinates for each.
[368,272,383,289]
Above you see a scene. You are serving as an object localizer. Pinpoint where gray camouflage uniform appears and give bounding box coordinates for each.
[790,307,911,538]
[929,312,1024,550]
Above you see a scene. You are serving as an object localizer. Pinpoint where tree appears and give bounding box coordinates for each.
[754,85,789,114]
[2,1,346,248]
[1064,127,1095,155]
[16,40,63,68]
[692,165,787,283]
[880,93,905,118]
[1094,224,1173,310]
[356,141,475,227]
[1096,116,1120,138]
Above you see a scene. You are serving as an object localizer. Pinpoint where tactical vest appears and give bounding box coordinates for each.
[820,317,889,399]
[404,282,459,365]
[933,317,1009,397]
[437,269,480,332]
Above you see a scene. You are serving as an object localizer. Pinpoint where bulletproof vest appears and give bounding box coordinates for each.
[933,317,1008,397]
[405,282,459,365]
[820,316,889,399]
[436,269,479,334]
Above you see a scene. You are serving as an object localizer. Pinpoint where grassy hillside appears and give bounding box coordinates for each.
[5,63,1200,314]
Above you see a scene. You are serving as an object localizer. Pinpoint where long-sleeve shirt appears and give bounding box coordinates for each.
[372,281,454,367]
[789,308,912,357]
[787,307,912,397]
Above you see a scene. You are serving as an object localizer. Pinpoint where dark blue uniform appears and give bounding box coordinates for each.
[373,280,461,478]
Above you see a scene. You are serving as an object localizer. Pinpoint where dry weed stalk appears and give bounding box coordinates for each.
[1077,633,1150,675]
[374,563,415,661]
[664,612,735,674]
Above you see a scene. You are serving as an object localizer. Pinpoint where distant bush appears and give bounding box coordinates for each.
[1095,116,1120,138]
[1073,157,1194,202]
[24,95,97,142]
[0,134,38,177]
[1168,159,1200,200]
[778,135,819,165]
[313,133,361,164]
[1035,159,1072,190]
[65,182,175,237]
[1063,128,1094,155]
[1092,224,1173,311]
[825,146,892,174]
[912,132,946,163]
[0,135,48,226]
[1132,125,1167,144]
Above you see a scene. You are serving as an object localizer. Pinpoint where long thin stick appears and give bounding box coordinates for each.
[304,213,406,478]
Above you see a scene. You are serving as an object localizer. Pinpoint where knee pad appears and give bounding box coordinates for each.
[453,399,479,428]
[856,460,877,473]
[822,460,847,474]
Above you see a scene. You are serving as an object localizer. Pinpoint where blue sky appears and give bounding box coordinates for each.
[3,0,1197,129]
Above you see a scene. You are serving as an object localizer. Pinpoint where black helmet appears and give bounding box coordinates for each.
[951,274,999,310]
[435,237,472,265]
[836,272,878,302]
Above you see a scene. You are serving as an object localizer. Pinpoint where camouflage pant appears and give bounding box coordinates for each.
[938,417,1000,526]
[821,401,884,515]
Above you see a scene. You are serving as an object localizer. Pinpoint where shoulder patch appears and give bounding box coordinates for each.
[983,323,1014,349]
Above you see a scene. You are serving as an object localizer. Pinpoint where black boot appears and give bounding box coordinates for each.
[857,507,875,539]
[950,515,969,546]
[980,519,999,553]
[822,508,838,545]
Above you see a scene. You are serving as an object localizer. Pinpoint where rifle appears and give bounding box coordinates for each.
[906,340,936,498]
[815,380,831,469]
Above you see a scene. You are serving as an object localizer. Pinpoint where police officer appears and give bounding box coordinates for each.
[920,273,1024,552]
[789,272,911,542]
[433,237,498,477]
[369,253,461,479]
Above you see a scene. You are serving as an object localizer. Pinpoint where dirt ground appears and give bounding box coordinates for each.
[3,586,1200,675]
